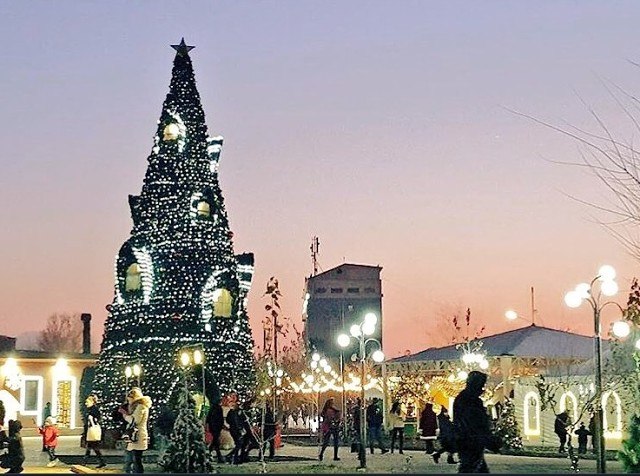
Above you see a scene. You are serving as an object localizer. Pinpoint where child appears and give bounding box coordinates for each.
[575,422,591,455]
[0,420,25,473]
[39,416,60,467]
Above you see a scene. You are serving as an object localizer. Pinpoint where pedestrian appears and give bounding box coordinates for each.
[83,395,106,468]
[588,415,596,453]
[351,398,362,453]
[41,402,51,452]
[366,397,388,454]
[206,396,225,463]
[39,416,60,467]
[0,420,25,473]
[118,387,152,473]
[318,397,341,461]
[225,395,245,465]
[576,422,591,455]
[432,407,457,464]
[453,370,498,473]
[388,401,405,454]
[419,402,438,454]
[262,403,277,459]
[555,411,570,453]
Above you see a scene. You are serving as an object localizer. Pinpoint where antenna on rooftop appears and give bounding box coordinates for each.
[311,236,320,276]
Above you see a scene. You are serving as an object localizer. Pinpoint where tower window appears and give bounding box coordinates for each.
[347,288,360,293]
[125,263,142,292]
[330,288,343,294]
[212,289,233,317]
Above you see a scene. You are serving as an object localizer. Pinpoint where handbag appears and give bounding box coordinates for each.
[123,421,139,443]
[86,415,102,442]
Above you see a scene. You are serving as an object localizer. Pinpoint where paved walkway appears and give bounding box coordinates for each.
[9,436,625,474]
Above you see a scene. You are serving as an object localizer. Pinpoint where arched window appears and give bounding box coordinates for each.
[125,263,142,292]
[212,289,232,317]
[523,391,541,436]
[197,201,211,218]
[560,391,578,424]
[602,391,623,439]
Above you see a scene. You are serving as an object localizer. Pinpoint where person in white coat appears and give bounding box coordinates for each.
[118,387,152,473]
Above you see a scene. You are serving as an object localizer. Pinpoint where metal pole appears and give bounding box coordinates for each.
[530,286,536,326]
[594,307,606,473]
[340,350,347,439]
[184,368,190,473]
[359,336,367,469]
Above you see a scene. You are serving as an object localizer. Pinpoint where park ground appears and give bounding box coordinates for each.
[12,436,625,474]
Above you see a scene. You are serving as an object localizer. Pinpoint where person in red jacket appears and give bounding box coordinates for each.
[39,417,60,467]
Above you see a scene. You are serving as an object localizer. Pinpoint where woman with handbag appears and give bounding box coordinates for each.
[83,395,106,468]
[119,387,152,473]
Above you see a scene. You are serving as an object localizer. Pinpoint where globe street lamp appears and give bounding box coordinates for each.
[564,265,622,474]
[337,312,384,469]
[124,362,142,389]
[178,344,205,472]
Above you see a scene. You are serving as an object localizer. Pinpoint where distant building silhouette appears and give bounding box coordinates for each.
[303,263,382,358]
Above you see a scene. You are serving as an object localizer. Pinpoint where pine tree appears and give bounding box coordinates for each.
[92,39,256,430]
[159,374,214,473]
[493,397,523,450]
[619,414,640,472]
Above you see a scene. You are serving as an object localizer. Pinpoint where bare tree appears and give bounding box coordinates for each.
[433,306,486,346]
[38,313,82,353]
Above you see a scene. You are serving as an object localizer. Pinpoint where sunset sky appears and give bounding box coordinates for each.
[1,1,640,357]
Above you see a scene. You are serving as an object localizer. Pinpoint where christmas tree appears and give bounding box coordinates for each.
[619,414,640,472]
[493,397,523,450]
[159,375,214,473]
[92,38,256,430]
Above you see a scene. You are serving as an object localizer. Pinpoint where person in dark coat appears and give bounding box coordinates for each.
[588,415,596,453]
[555,411,570,453]
[0,420,25,474]
[453,371,494,473]
[83,395,106,468]
[319,397,341,461]
[206,397,225,463]
[576,422,591,455]
[366,398,388,454]
[225,401,245,465]
[419,403,438,454]
[432,407,457,464]
[262,403,276,459]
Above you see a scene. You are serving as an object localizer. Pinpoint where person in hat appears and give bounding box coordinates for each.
[38,416,60,467]
[119,387,152,473]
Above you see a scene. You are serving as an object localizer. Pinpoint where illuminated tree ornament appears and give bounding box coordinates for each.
[92,39,256,431]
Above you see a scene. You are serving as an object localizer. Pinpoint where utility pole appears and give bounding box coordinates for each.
[311,236,320,276]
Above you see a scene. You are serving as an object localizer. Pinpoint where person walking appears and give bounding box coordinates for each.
[419,402,438,454]
[366,398,388,454]
[0,420,25,474]
[39,417,60,467]
[432,407,457,464]
[453,371,496,473]
[225,397,245,465]
[119,387,152,473]
[388,401,405,454]
[576,422,591,455]
[206,397,225,463]
[262,403,277,459]
[318,397,341,461]
[555,411,570,453]
[83,395,106,468]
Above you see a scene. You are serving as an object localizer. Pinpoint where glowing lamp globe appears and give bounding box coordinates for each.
[575,283,591,299]
[310,360,318,369]
[350,324,362,338]
[319,358,327,368]
[371,350,385,363]
[193,349,203,365]
[458,370,468,381]
[598,265,616,281]
[125,366,133,379]
[635,339,640,351]
[337,334,351,348]
[362,321,376,336]
[564,291,583,308]
[612,321,631,338]
[479,359,489,370]
[312,353,320,362]
[180,351,190,367]
[505,310,518,321]
[601,280,619,297]
[132,364,142,376]
[276,369,284,378]
[364,313,378,326]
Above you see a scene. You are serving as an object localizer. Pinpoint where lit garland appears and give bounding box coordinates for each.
[92,40,256,429]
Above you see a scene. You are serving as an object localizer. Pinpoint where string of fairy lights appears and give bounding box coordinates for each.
[92,40,256,428]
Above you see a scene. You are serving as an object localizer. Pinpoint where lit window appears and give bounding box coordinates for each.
[213,289,233,317]
[602,391,623,439]
[125,263,142,291]
[197,201,211,218]
[523,391,541,436]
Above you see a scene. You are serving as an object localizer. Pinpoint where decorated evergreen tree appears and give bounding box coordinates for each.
[493,397,523,450]
[619,414,640,472]
[92,39,256,430]
[159,374,214,473]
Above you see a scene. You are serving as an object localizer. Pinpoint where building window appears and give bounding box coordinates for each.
[125,263,142,292]
[315,287,327,294]
[560,391,578,425]
[330,288,343,294]
[602,391,623,439]
[213,289,233,317]
[364,287,375,293]
[20,376,43,425]
[347,288,360,293]
[523,391,541,436]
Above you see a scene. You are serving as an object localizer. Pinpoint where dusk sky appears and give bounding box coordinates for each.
[2,1,640,357]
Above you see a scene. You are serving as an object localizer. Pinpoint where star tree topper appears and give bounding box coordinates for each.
[171,38,195,56]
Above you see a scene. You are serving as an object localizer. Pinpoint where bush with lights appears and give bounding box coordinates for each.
[92,39,256,433]
[493,397,522,450]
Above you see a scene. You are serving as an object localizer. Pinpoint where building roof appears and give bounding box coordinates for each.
[0,349,98,361]
[308,263,382,281]
[389,325,604,364]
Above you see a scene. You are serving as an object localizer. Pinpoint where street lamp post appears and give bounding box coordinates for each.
[179,344,205,473]
[125,362,143,389]
[337,313,384,470]
[564,265,621,474]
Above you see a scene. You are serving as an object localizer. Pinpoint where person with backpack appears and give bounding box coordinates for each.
[432,407,457,464]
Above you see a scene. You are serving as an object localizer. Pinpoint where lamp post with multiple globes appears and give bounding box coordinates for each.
[337,312,384,470]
